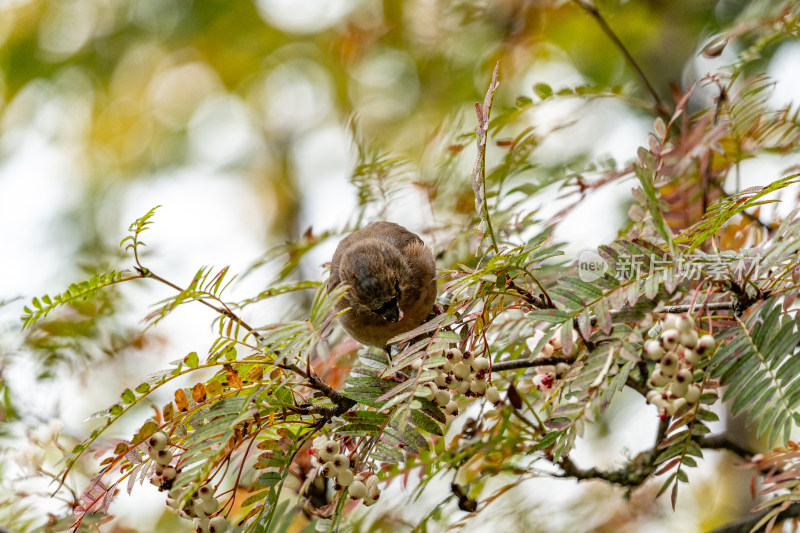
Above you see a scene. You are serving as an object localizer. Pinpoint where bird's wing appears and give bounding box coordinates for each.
[329,232,358,288]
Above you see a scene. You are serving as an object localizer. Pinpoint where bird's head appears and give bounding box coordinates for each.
[339,240,410,323]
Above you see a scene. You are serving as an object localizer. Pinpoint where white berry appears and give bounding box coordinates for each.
[660,329,679,350]
[471,357,489,372]
[661,314,679,331]
[336,469,355,487]
[676,314,695,333]
[349,480,367,498]
[445,401,459,416]
[434,390,451,406]
[549,334,562,350]
[486,386,500,404]
[201,497,219,515]
[192,498,209,518]
[321,461,336,478]
[649,368,669,388]
[670,380,689,398]
[540,343,555,357]
[645,390,660,404]
[332,454,350,471]
[696,334,716,355]
[660,353,678,377]
[453,362,470,380]
[155,449,173,466]
[208,516,228,533]
[148,432,169,452]
[679,330,698,348]
[671,397,688,414]
[447,348,463,363]
[644,339,664,360]
[319,440,339,461]
[683,348,700,365]
[685,384,701,403]
[675,368,693,384]
[194,518,210,533]
[470,379,487,395]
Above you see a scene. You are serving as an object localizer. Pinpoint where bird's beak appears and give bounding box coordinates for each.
[382,303,403,323]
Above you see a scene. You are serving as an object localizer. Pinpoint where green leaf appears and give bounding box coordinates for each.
[675,175,800,252]
[342,410,389,425]
[710,298,800,445]
[409,409,444,436]
[121,389,135,404]
[534,83,553,99]
[336,423,383,437]
[20,270,133,329]
[634,162,674,253]
[184,352,199,368]
[526,309,571,323]
[257,472,282,487]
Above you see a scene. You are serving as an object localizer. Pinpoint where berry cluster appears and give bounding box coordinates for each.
[148,431,177,488]
[309,437,381,506]
[414,348,500,419]
[643,314,716,418]
[147,431,228,533]
[531,334,573,393]
[167,484,228,533]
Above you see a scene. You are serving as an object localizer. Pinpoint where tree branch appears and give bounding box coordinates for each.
[573,0,669,118]
[655,301,739,315]
[559,450,658,488]
[699,434,754,460]
[556,428,757,495]
[492,355,573,372]
[301,399,357,419]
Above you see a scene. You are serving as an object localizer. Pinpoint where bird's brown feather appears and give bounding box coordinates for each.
[329,222,436,348]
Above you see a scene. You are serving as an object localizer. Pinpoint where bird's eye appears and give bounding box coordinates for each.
[373,295,398,315]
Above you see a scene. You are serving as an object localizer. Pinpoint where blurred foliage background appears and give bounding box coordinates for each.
[1,0,799,531]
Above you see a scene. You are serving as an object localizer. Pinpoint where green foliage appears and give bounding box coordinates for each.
[711,298,800,446]
[120,205,161,260]
[8,1,800,533]
[675,175,800,252]
[20,270,134,330]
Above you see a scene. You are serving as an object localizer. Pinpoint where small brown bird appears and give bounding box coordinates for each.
[329,222,437,349]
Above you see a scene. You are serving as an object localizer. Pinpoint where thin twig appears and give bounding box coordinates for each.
[559,451,657,488]
[699,434,753,460]
[135,266,264,343]
[491,355,573,372]
[557,429,756,491]
[655,301,738,315]
[132,264,362,412]
[573,0,669,118]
